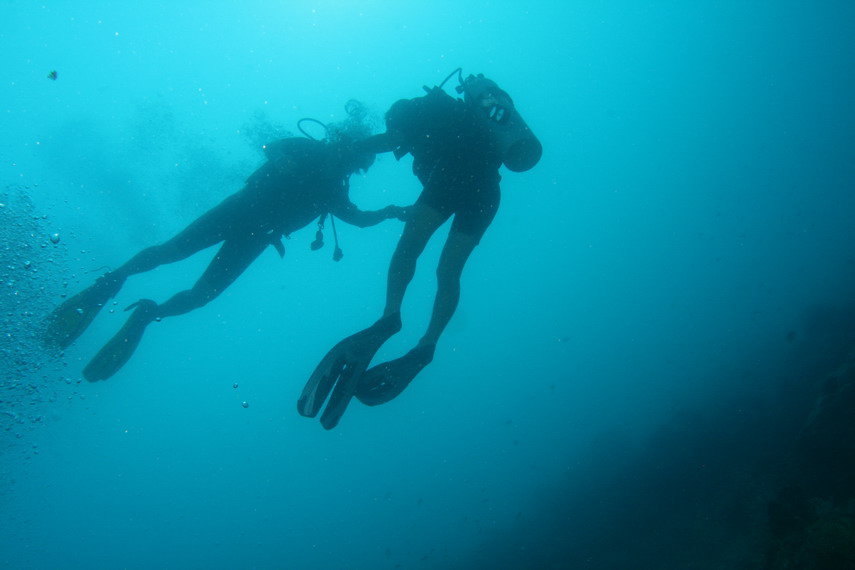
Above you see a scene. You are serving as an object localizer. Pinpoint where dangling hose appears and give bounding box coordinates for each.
[297,118,329,140]
[309,212,343,261]
[438,67,463,90]
[310,213,326,251]
[330,214,343,262]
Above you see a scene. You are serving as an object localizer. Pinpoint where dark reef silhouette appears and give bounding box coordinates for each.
[457,301,855,570]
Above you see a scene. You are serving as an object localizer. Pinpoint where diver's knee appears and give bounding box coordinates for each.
[393,239,425,262]
[188,289,215,309]
[141,242,173,258]
[165,285,216,315]
[435,264,462,289]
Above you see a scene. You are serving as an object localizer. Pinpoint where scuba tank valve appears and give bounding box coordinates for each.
[458,72,542,173]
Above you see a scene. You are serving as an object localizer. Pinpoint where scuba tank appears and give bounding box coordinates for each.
[261,110,360,262]
[452,71,542,173]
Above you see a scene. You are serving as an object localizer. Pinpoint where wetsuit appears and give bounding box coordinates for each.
[111,138,379,319]
[299,89,508,429]
[386,87,503,240]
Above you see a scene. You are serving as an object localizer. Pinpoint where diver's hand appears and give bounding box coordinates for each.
[383,205,410,222]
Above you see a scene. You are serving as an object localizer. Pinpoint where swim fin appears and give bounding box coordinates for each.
[82,299,158,382]
[355,343,435,406]
[43,272,125,350]
[298,312,401,429]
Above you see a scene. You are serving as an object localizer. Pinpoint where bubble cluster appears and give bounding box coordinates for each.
[0,185,76,460]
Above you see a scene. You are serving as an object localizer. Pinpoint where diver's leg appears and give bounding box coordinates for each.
[43,195,240,349]
[356,199,494,408]
[155,234,269,319]
[83,235,269,382]
[383,202,449,316]
[301,204,452,428]
[420,182,499,347]
[112,194,241,279]
[420,229,482,347]
[354,229,479,407]
[299,205,447,427]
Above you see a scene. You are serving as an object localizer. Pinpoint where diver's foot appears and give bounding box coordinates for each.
[298,312,402,429]
[355,343,435,406]
[43,272,126,350]
[82,299,158,382]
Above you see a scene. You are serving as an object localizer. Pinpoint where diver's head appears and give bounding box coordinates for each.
[329,134,376,174]
[326,99,377,173]
[462,74,514,124]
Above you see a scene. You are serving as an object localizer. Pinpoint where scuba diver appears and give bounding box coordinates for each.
[44,102,408,382]
[299,69,542,429]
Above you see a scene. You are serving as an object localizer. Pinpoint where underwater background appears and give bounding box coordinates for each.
[3,2,855,569]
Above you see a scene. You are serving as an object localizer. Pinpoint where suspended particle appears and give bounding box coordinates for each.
[50,233,61,244]
[233,382,239,389]
[241,401,249,408]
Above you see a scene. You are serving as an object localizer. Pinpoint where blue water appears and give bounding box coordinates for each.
[2,3,854,569]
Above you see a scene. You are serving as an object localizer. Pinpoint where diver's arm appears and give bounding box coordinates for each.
[333,200,409,228]
[355,132,403,155]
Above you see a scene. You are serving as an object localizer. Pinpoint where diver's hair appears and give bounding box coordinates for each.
[326,99,377,143]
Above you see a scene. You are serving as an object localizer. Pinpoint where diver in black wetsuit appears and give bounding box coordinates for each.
[299,70,542,429]
[44,110,408,382]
